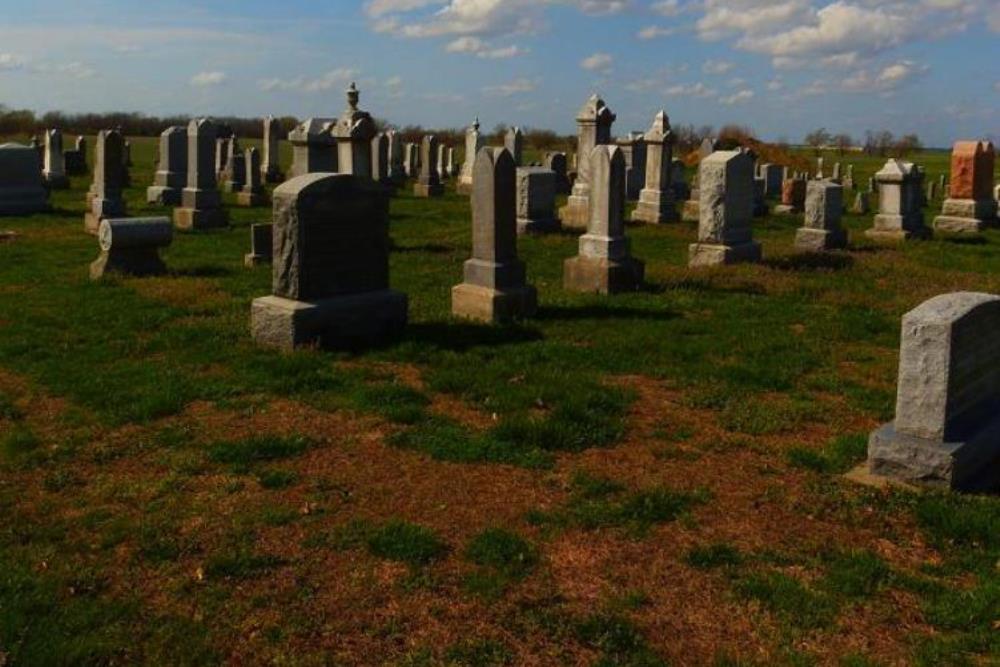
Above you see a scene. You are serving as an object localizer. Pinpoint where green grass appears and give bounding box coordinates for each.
[786,433,869,474]
[206,434,313,468]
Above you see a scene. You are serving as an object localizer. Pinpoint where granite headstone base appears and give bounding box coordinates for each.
[451,283,537,324]
[688,241,762,267]
[563,255,644,294]
[794,228,848,252]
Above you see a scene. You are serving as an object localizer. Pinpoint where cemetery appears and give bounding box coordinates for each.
[1,6,999,663]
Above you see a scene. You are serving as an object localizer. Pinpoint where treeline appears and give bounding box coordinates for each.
[802,127,924,157]
[0,105,300,139]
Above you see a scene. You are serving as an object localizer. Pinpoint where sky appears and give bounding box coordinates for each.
[0,0,997,147]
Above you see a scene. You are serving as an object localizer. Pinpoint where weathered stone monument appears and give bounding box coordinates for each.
[631,111,676,225]
[223,150,246,194]
[262,116,284,183]
[671,159,690,202]
[64,136,87,175]
[516,167,559,234]
[371,132,391,185]
[251,173,407,349]
[85,130,126,234]
[90,217,172,280]
[759,164,782,198]
[559,95,615,230]
[564,146,644,293]
[795,180,847,251]
[868,292,1000,491]
[174,118,228,230]
[288,118,336,178]
[237,148,267,207]
[452,148,537,323]
[386,130,405,184]
[866,159,929,241]
[617,132,647,201]
[122,140,132,187]
[0,143,50,215]
[689,150,761,267]
[436,143,449,182]
[42,129,69,189]
[448,147,459,178]
[933,141,997,233]
[332,83,376,179]
[504,127,524,167]
[147,126,187,205]
[852,191,870,215]
[413,136,443,197]
[244,223,273,267]
[457,118,484,195]
[774,178,806,215]
[543,152,571,194]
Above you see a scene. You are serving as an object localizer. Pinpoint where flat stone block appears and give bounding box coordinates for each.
[631,200,678,225]
[90,249,166,280]
[146,186,182,206]
[413,183,443,197]
[244,253,270,268]
[773,204,801,215]
[868,417,1000,491]
[558,198,589,230]
[456,181,474,195]
[83,213,102,235]
[451,283,537,324]
[933,215,984,234]
[563,255,644,294]
[794,227,848,252]
[174,207,228,231]
[864,227,931,243]
[688,242,762,267]
[517,217,561,235]
[681,200,699,222]
[236,192,267,207]
[251,290,408,350]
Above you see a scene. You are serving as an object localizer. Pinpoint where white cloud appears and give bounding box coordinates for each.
[258,68,357,93]
[719,89,754,105]
[0,53,24,70]
[190,71,226,87]
[651,0,680,16]
[702,59,734,75]
[664,82,716,98]
[445,36,526,58]
[841,60,926,92]
[637,25,676,39]
[581,52,613,71]
[385,75,404,87]
[483,77,538,96]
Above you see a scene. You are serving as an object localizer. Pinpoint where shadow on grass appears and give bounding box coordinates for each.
[658,277,767,296]
[169,266,234,278]
[401,321,543,351]
[391,242,454,254]
[536,304,679,322]
[939,235,987,246]
[764,253,854,272]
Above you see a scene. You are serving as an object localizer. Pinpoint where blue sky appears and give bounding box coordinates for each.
[0,0,997,147]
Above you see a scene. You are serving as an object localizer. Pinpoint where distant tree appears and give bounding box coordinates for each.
[804,128,830,154]
[832,133,853,155]
[716,124,756,150]
[893,133,923,157]
[876,130,894,157]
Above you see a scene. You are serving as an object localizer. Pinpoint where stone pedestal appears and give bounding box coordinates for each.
[174,119,228,231]
[563,254,644,294]
[516,167,559,234]
[147,126,187,205]
[794,228,847,252]
[689,150,761,267]
[932,141,996,233]
[174,189,227,230]
[245,223,273,267]
[681,199,699,222]
[795,179,847,251]
[865,159,929,242]
[688,242,761,267]
[90,217,172,279]
[252,291,407,350]
[933,199,996,233]
[560,95,616,231]
[558,195,591,230]
[414,135,444,198]
[630,110,676,225]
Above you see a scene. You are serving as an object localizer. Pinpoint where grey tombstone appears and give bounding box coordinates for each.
[933,141,997,234]
[244,223,273,267]
[42,129,69,189]
[618,132,647,201]
[559,95,616,230]
[753,176,768,217]
[457,117,484,194]
[795,180,847,251]
[698,138,716,160]
[516,166,559,234]
[121,140,132,186]
[759,164,783,198]
[816,157,824,178]
[775,178,807,214]
[866,159,929,242]
[452,148,537,323]
[147,126,187,205]
[332,83,376,179]
[262,116,284,183]
[447,147,458,178]
[90,217,172,279]
[251,173,407,349]
[403,142,414,177]
[852,191,871,215]
[0,143,49,215]
[64,135,87,175]
[237,148,267,207]
[543,152,571,194]
[174,118,228,230]
[223,149,247,194]
[631,111,676,224]
[564,145,644,293]
[85,130,127,234]
[387,130,405,184]
[671,158,690,202]
[218,136,240,185]
[868,292,1000,490]
[844,164,855,190]
[371,132,391,186]
[504,126,524,167]
[436,143,449,182]
[689,150,762,267]
[413,136,443,197]
[832,162,842,182]
[288,117,337,178]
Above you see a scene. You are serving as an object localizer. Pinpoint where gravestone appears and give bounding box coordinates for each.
[452,148,537,323]
[237,148,267,207]
[244,223,273,267]
[448,147,459,178]
[504,126,523,167]
[795,180,847,251]
[559,94,616,230]
[516,166,559,234]
[251,173,407,349]
[0,143,49,215]
[759,164,782,198]
[866,159,929,241]
[699,138,716,160]
[64,135,87,175]
[90,217,172,279]
[223,150,246,194]
[933,141,997,234]
[832,162,842,182]
[371,132,391,186]
[147,126,187,205]
[122,140,132,186]
[564,145,644,293]
[457,118,484,194]
[386,130,405,184]
[85,130,127,234]
[42,129,69,189]
[774,178,806,214]
[332,83,377,178]
[753,176,768,217]
[671,159,690,202]
[844,164,855,190]
[689,150,761,267]
[413,136,443,197]
[174,118,228,230]
[852,191,870,215]
[544,152,571,194]
[288,117,336,178]
[816,157,824,178]
[631,110,676,224]
[868,292,1000,490]
[618,132,647,201]
[436,143,449,182]
[262,116,284,183]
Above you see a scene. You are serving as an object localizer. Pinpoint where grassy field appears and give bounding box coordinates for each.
[0,135,999,666]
